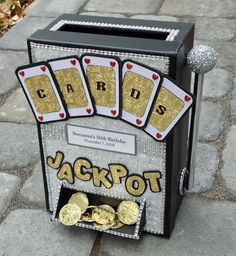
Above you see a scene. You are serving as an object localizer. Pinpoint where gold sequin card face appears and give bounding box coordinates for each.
[82,55,121,118]
[16,63,67,123]
[145,77,193,141]
[121,61,162,128]
[49,56,94,117]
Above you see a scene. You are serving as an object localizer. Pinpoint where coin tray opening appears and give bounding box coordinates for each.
[52,184,146,239]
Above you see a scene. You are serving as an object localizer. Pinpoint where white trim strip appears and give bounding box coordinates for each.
[50,20,179,41]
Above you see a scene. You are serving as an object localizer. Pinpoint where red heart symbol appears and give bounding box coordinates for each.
[59,113,64,119]
[38,116,43,122]
[19,71,25,77]
[152,74,158,80]
[156,133,162,139]
[126,63,133,70]
[136,119,142,125]
[70,59,76,66]
[40,66,46,72]
[86,108,92,114]
[110,61,116,67]
[84,58,90,64]
[184,95,191,102]
[111,110,116,116]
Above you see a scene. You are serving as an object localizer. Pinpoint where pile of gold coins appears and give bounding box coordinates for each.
[59,192,140,231]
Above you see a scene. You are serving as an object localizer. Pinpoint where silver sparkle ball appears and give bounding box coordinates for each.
[187,45,217,74]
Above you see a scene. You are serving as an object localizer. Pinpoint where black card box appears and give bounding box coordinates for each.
[27,14,194,237]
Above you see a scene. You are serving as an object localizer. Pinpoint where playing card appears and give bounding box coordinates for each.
[48,56,95,117]
[82,54,121,118]
[15,62,68,123]
[145,76,194,141]
[121,60,162,128]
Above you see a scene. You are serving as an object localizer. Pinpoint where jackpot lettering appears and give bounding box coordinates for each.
[47,151,162,197]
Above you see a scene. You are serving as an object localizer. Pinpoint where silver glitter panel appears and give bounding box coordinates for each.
[31,43,170,235]
[41,117,166,234]
[30,42,170,75]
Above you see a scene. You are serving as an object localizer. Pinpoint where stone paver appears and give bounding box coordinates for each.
[0,88,35,123]
[84,0,163,14]
[0,50,28,95]
[159,0,236,18]
[230,77,236,123]
[0,123,39,170]
[221,125,236,196]
[194,18,235,41]
[195,41,236,69]
[199,101,224,141]
[20,162,45,209]
[0,173,20,215]
[99,197,236,256]
[203,68,232,99]
[79,12,126,18]
[26,0,87,18]
[130,15,178,22]
[192,143,219,193]
[0,209,97,256]
[0,17,54,51]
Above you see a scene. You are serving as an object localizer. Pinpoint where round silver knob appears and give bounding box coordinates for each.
[187,45,217,74]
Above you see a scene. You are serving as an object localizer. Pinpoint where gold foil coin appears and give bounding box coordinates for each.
[117,201,139,225]
[111,218,125,230]
[92,205,116,225]
[59,203,82,226]
[87,205,96,209]
[68,192,89,214]
[81,213,94,223]
[93,221,116,231]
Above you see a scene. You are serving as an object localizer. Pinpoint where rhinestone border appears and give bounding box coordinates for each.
[30,42,170,76]
[49,20,179,41]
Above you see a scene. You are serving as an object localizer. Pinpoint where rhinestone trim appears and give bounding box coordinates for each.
[30,42,170,75]
[40,124,53,211]
[49,20,179,41]
[179,167,189,196]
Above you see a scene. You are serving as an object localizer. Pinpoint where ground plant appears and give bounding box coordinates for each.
[0,0,33,37]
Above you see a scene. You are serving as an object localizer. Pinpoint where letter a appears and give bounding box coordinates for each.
[67,84,74,93]
[57,163,74,184]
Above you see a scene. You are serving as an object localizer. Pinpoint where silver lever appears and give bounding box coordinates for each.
[186,45,217,191]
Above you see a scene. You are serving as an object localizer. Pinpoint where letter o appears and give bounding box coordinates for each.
[125,175,146,196]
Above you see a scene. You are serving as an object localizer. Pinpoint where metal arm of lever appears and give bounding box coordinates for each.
[185,45,216,192]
